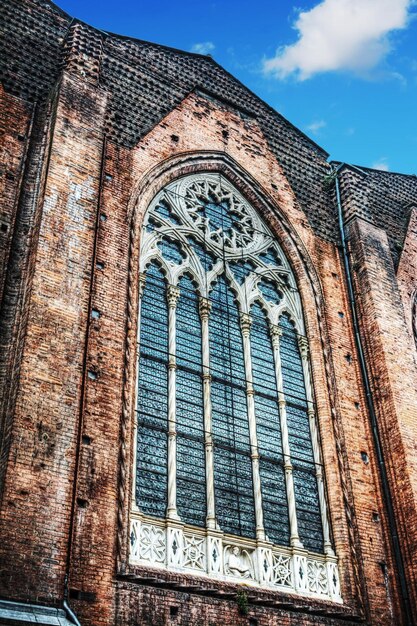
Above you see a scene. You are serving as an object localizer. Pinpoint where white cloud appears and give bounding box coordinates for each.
[263,0,413,80]
[191,41,215,55]
[306,119,326,135]
[371,158,390,171]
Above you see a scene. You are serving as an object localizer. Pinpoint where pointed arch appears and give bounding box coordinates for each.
[128,166,343,602]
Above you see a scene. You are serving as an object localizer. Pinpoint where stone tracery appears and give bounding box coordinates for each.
[131,173,341,601]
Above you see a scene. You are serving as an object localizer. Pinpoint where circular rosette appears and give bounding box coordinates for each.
[177,175,261,254]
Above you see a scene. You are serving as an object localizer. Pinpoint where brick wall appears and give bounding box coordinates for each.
[1,1,417,625]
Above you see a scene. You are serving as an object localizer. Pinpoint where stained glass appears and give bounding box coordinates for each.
[210,276,256,538]
[176,275,206,526]
[251,303,289,544]
[136,175,329,557]
[136,262,168,517]
[279,313,324,552]
[158,238,185,265]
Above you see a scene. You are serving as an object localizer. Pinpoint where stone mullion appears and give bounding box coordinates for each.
[166,284,180,520]
[199,297,216,530]
[298,335,333,556]
[270,324,303,549]
[132,272,147,506]
[240,313,265,542]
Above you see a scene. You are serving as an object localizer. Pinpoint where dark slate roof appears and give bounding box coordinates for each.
[1,0,415,260]
[0,0,338,243]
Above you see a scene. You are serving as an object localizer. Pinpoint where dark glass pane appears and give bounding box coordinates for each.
[154,199,181,224]
[158,238,185,264]
[258,278,282,305]
[279,314,323,552]
[210,276,256,538]
[202,199,234,231]
[229,258,257,284]
[293,468,324,552]
[259,247,282,267]
[187,236,216,271]
[176,275,206,526]
[136,262,168,517]
[251,303,289,545]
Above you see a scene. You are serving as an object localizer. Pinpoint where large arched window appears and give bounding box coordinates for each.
[130,174,341,601]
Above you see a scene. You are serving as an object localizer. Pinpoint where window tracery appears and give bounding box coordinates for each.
[131,173,341,601]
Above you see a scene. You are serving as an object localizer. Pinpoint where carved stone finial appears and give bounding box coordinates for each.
[269,323,283,347]
[240,313,252,337]
[297,335,309,359]
[198,297,212,320]
[138,272,147,299]
[166,285,180,309]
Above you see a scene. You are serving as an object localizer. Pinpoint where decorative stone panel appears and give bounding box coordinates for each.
[130,515,342,602]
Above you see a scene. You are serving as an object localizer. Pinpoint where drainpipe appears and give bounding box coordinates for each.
[332,164,413,625]
[64,574,82,626]
[63,601,82,626]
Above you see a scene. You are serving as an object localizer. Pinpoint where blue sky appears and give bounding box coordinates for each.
[58,0,417,174]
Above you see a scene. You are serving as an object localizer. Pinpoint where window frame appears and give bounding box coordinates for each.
[129,172,342,602]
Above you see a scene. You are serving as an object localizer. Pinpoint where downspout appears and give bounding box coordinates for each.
[332,164,413,625]
[64,594,82,626]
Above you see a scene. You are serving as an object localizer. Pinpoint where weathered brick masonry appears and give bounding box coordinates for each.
[0,1,416,625]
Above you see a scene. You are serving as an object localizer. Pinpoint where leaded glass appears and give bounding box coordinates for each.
[158,238,185,265]
[251,303,289,545]
[136,262,168,517]
[279,314,324,552]
[210,276,256,537]
[176,275,206,527]
[135,173,331,565]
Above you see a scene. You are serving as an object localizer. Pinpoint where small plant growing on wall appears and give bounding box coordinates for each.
[236,589,249,615]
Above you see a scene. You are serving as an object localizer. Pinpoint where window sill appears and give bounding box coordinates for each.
[129,514,342,604]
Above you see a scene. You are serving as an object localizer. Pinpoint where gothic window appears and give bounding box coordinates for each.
[130,174,341,601]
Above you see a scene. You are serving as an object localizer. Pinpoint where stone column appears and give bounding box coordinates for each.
[166,284,180,520]
[298,335,333,556]
[240,313,265,541]
[270,324,303,549]
[199,297,216,530]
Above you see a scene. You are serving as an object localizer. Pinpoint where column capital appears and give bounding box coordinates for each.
[297,334,309,359]
[269,323,283,346]
[138,272,147,299]
[240,313,253,336]
[166,285,180,309]
[308,407,315,420]
[199,296,212,320]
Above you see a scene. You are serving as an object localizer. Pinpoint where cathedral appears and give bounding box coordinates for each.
[1,1,417,625]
